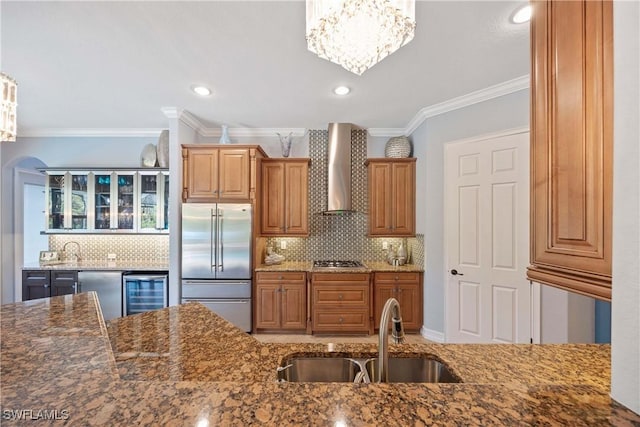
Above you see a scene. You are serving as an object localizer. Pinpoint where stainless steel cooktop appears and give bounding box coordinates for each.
[313,260,364,269]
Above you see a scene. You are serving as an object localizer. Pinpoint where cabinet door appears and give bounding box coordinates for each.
[255,284,280,329]
[51,270,78,296]
[391,162,415,235]
[218,149,250,200]
[284,161,309,235]
[528,0,612,299]
[46,174,66,231]
[368,162,392,235]
[93,173,113,230]
[260,162,285,234]
[374,284,396,329]
[281,282,306,330]
[22,270,51,301]
[115,173,136,231]
[185,147,219,200]
[69,173,89,230]
[395,284,421,331]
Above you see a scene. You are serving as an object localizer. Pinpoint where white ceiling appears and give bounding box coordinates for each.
[1,1,530,135]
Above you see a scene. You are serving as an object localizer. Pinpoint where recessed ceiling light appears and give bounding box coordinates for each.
[333,86,350,96]
[511,5,532,24]
[192,85,212,96]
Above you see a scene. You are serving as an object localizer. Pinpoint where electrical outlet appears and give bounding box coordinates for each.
[382,241,388,250]
[107,253,117,261]
[280,240,287,250]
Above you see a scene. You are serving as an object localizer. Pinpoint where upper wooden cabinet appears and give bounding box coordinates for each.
[182,145,266,203]
[260,158,310,236]
[366,158,416,236]
[528,0,613,300]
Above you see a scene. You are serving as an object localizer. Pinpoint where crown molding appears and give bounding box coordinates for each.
[403,74,530,135]
[18,128,163,138]
[20,75,530,139]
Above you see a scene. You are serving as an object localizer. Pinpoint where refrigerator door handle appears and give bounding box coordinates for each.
[218,211,224,272]
[211,209,217,273]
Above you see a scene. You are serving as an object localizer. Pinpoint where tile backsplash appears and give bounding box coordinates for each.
[265,129,424,267]
[49,235,169,262]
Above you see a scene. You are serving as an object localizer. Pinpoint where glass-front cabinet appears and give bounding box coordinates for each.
[44,169,169,233]
[138,171,169,232]
[46,172,89,231]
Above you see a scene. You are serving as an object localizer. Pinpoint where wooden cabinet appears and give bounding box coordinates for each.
[311,273,372,334]
[366,158,416,236]
[22,270,78,301]
[528,0,613,300]
[255,272,306,331]
[260,159,309,236]
[182,145,266,203]
[373,272,423,332]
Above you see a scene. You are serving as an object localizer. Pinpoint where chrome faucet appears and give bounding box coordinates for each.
[62,241,81,262]
[378,297,405,382]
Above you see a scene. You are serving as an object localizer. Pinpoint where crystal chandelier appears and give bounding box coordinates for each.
[306,0,416,75]
[1,72,18,142]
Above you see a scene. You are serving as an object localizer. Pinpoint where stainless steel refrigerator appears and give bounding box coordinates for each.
[181,203,252,332]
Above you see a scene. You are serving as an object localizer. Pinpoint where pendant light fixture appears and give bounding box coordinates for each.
[0,72,17,142]
[306,0,416,76]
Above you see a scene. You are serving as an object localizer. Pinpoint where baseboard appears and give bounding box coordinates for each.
[420,326,445,343]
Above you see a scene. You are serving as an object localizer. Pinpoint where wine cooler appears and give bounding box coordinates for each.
[122,272,168,316]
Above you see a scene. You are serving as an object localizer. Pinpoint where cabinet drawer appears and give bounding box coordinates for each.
[312,309,369,331]
[311,273,369,284]
[51,270,78,283]
[374,272,419,284]
[313,285,369,306]
[23,270,51,283]
[256,272,306,283]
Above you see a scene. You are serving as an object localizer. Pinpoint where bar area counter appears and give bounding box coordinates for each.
[2,293,638,425]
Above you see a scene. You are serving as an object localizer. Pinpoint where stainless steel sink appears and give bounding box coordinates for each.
[277,355,461,383]
[277,357,361,382]
[364,357,460,383]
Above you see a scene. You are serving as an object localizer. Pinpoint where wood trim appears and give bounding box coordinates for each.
[527,265,611,301]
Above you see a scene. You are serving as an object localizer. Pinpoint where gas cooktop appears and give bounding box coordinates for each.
[313,260,364,269]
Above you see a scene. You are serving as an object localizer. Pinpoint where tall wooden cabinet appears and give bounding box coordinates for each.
[181,145,266,202]
[528,0,613,300]
[366,158,416,236]
[260,158,309,236]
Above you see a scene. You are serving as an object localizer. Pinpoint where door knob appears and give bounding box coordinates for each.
[451,269,464,276]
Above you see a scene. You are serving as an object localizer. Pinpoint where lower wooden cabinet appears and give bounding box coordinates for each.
[22,270,78,301]
[373,272,423,332]
[255,272,306,331]
[311,273,372,334]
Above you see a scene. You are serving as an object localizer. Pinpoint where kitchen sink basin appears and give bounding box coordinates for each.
[277,355,461,383]
[364,357,460,383]
[277,357,361,382]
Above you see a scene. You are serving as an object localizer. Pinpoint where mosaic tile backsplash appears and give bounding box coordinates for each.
[266,129,424,267]
[49,235,169,262]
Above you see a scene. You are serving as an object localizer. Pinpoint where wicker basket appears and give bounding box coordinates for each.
[384,136,411,158]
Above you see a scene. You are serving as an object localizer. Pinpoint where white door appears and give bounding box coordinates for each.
[445,130,531,343]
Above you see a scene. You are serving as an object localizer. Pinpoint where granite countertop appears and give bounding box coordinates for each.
[256,261,424,273]
[2,293,638,426]
[22,260,169,271]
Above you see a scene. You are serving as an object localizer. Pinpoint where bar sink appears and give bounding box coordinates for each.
[277,357,361,382]
[364,357,461,383]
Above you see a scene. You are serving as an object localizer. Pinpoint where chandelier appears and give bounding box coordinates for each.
[306,0,416,75]
[1,72,18,142]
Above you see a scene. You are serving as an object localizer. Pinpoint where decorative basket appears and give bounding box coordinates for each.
[384,136,412,158]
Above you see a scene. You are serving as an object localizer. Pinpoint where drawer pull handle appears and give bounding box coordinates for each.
[338,294,343,300]
[395,276,399,280]
[339,318,343,323]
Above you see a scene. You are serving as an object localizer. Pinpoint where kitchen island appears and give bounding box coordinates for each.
[1,293,638,425]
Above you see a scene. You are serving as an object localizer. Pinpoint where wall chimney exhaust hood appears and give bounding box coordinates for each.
[324,122,355,214]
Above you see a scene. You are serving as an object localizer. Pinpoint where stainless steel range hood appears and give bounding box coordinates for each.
[325,123,354,214]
